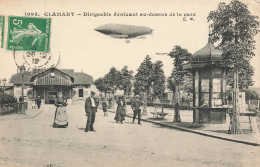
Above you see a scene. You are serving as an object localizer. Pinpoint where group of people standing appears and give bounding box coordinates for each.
[113,95,142,125]
[84,92,142,132]
[51,90,142,132]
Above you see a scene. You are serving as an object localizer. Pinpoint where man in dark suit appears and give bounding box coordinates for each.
[85,91,99,132]
[35,96,41,109]
[131,95,142,125]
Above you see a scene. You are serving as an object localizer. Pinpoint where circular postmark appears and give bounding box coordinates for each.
[22,51,52,69]
[13,48,60,72]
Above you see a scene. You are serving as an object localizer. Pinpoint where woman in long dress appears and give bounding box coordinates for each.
[53,92,68,128]
[114,96,126,123]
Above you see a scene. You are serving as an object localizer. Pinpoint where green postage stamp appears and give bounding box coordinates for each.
[7,16,51,52]
[0,16,4,48]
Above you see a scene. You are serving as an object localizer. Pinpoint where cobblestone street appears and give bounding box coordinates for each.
[0,104,260,167]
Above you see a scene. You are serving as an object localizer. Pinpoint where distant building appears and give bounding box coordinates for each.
[9,67,97,104]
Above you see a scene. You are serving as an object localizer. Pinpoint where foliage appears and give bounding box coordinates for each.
[0,93,17,104]
[94,78,106,94]
[167,68,192,94]
[167,71,175,92]
[152,61,166,98]
[226,87,260,101]
[118,66,133,96]
[94,77,113,96]
[227,60,254,89]
[243,89,260,101]
[208,0,259,85]
[94,78,103,93]
[208,0,259,133]
[104,67,121,95]
[95,66,134,97]
[167,45,192,93]
[134,55,154,95]
[167,45,192,122]
[133,56,166,115]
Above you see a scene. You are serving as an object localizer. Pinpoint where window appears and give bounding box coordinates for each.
[201,79,209,107]
[212,78,222,107]
[79,89,84,97]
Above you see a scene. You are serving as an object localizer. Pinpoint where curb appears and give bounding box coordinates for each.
[23,109,43,119]
[108,109,260,146]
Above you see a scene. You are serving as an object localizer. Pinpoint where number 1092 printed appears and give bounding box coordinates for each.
[7,16,51,52]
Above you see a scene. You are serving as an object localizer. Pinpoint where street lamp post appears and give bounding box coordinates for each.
[2,78,6,94]
[20,65,26,114]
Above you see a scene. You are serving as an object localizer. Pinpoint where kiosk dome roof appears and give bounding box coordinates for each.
[192,40,223,61]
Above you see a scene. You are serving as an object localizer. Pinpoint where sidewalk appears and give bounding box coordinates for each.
[0,107,43,121]
[108,105,260,146]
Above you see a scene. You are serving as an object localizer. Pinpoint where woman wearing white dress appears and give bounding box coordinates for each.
[53,92,68,128]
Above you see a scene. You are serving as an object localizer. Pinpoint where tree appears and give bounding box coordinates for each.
[227,60,254,89]
[119,66,133,96]
[105,67,121,94]
[167,71,175,93]
[105,67,121,107]
[134,55,154,115]
[244,89,260,101]
[152,61,166,99]
[208,0,259,134]
[94,77,105,96]
[167,69,192,94]
[168,45,192,122]
[117,66,133,112]
[94,77,112,97]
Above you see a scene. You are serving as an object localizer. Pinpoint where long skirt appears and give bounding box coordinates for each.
[53,106,68,128]
[102,107,107,113]
[114,106,126,122]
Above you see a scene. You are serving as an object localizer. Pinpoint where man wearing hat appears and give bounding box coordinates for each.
[85,91,99,132]
[131,95,142,125]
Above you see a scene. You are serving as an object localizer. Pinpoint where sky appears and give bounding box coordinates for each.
[0,0,260,87]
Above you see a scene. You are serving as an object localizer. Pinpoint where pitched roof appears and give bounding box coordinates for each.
[10,68,93,85]
[74,72,93,85]
[30,68,74,82]
[59,69,75,78]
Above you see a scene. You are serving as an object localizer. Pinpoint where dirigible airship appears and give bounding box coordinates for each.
[95,23,153,42]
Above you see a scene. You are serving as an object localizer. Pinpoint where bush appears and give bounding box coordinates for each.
[0,93,17,104]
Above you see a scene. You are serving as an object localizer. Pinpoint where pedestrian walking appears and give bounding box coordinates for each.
[131,95,142,125]
[35,96,41,109]
[85,91,99,132]
[53,92,68,128]
[18,96,24,113]
[31,99,37,109]
[102,98,108,116]
[114,96,126,123]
